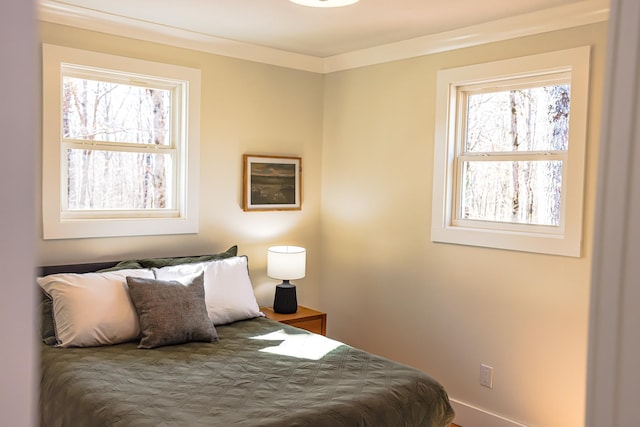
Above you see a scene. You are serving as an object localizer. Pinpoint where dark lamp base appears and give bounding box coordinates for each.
[273,282,297,314]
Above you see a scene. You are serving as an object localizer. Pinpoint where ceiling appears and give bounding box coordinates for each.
[39,0,609,72]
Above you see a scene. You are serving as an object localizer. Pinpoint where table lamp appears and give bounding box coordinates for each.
[267,246,306,314]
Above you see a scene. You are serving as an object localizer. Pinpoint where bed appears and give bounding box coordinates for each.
[37,248,455,427]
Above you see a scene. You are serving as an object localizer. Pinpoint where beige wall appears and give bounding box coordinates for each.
[38,23,325,308]
[320,23,607,426]
[39,19,607,427]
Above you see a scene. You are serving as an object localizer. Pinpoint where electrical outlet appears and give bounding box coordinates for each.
[479,364,493,389]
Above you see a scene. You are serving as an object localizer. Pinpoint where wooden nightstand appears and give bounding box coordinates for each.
[260,305,327,336]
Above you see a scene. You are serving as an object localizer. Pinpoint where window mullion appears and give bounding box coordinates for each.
[63,140,176,155]
[457,151,567,162]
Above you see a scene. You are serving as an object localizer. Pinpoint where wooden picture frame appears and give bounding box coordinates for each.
[243,155,302,211]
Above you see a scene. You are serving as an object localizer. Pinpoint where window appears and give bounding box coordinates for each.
[42,44,201,239]
[431,47,590,256]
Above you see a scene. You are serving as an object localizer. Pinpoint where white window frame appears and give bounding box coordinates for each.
[42,44,201,239]
[431,47,590,257]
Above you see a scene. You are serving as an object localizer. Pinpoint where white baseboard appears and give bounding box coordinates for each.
[449,399,529,427]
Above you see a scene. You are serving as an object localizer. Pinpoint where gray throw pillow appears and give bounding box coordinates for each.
[126,273,217,349]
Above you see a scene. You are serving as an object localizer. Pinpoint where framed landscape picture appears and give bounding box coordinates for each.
[243,155,302,211]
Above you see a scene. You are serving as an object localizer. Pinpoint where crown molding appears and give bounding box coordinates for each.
[323,0,609,72]
[38,1,325,73]
[39,0,609,74]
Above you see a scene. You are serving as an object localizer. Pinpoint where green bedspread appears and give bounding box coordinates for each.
[40,317,454,427]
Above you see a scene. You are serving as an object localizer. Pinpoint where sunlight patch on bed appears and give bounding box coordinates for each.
[250,329,342,360]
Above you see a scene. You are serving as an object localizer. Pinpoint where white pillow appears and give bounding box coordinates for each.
[37,268,154,347]
[153,256,264,325]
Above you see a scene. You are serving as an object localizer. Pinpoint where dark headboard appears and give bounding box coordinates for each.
[38,261,119,277]
[36,250,233,277]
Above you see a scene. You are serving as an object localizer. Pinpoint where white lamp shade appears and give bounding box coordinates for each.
[267,246,306,280]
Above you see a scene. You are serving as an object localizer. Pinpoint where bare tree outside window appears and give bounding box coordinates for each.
[43,44,201,239]
[460,84,570,226]
[63,76,172,211]
[432,47,589,256]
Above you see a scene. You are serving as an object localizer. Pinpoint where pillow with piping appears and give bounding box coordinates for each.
[37,268,154,347]
[153,255,264,325]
